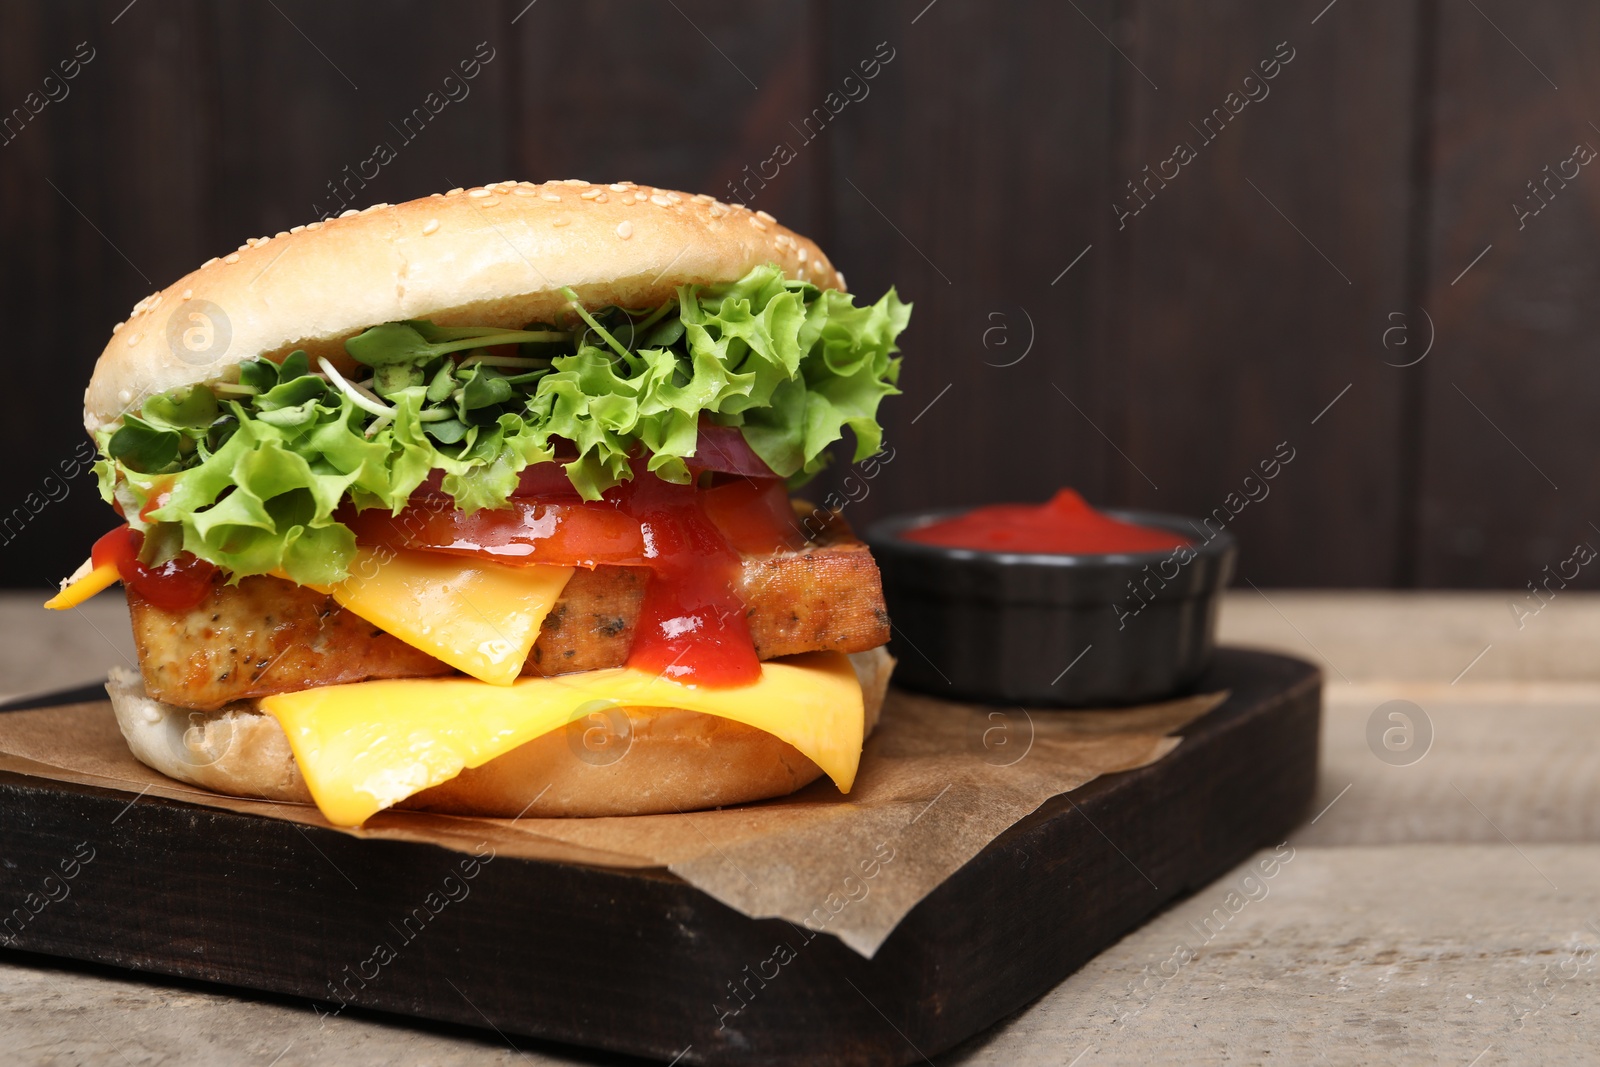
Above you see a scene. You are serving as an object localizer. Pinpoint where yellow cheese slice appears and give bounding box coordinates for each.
[318,548,574,687]
[260,651,865,827]
[44,560,120,610]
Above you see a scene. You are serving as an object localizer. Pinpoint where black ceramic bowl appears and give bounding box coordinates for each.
[866,509,1236,707]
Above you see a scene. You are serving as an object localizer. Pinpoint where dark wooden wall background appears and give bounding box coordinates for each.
[1,0,1594,590]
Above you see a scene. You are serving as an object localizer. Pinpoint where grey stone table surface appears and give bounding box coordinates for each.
[3,590,1597,1065]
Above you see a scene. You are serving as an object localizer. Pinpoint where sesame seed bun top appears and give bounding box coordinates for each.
[84,180,844,433]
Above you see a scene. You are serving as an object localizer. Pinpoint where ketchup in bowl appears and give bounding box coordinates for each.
[903,489,1189,556]
[867,491,1236,707]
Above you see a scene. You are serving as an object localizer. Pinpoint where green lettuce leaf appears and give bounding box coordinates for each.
[96,263,910,584]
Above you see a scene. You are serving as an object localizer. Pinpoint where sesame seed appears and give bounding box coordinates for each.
[594,192,609,203]
[118,389,131,403]
[732,203,746,210]
[756,209,776,223]
[691,193,713,204]
[540,192,561,201]
[238,242,252,251]
[650,194,671,206]
[306,221,322,230]
[126,333,142,347]
[422,219,440,235]
[616,221,633,239]
[467,188,492,199]
[111,321,123,333]
[836,271,848,289]
[666,192,683,204]
[748,217,767,231]
[201,257,219,268]
[149,293,163,308]
[564,178,587,186]
[708,203,727,218]
[364,202,389,212]
[812,259,824,273]
[580,189,602,200]
[181,288,193,299]
[553,217,570,227]
[256,235,272,246]
[608,183,627,192]
[339,209,359,218]
[275,230,289,239]
[224,252,241,263]
[290,225,305,234]
[447,187,465,195]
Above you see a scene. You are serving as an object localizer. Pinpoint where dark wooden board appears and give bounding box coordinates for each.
[0,648,1319,1066]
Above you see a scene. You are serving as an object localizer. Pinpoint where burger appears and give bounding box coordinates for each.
[46,180,910,827]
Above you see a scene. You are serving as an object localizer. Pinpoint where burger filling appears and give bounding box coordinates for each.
[66,263,907,698]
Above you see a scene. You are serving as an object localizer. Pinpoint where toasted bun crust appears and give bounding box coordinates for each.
[106,648,893,819]
[85,180,844,433]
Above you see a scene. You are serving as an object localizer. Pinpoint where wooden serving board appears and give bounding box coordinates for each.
[0,648,1319,1066]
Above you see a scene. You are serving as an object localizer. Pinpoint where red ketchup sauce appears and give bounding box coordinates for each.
[92,525,217,612]
[904,489,1190,555]
[346,472,802,688]
[619,475,761,688]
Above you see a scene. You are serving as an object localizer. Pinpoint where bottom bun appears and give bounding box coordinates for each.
[107,648,894,818]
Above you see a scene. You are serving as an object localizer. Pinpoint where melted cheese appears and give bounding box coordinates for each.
[44,560,120,610]
[318,548,574,686]
[260,652,865,827]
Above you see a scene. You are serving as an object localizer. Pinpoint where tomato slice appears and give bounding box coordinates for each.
[138,476,175,522]
[349,475,800,567]
[700,478,802,555]
[345,498,646,567]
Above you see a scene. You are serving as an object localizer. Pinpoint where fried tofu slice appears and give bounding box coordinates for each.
[127,523,890,710]
[128,573,449,711]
